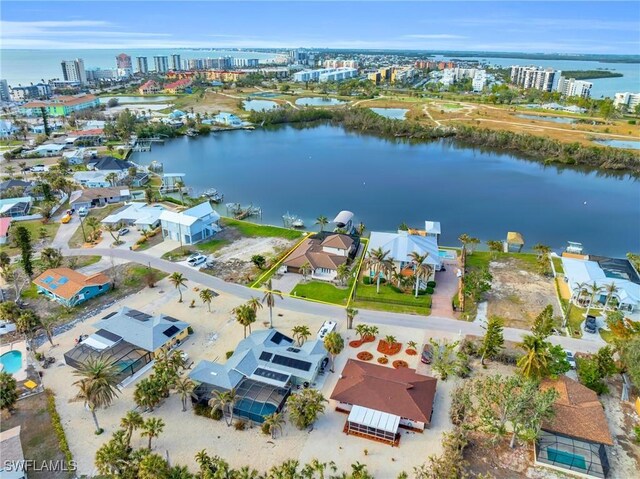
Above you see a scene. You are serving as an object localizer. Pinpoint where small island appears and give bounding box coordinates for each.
[562,70,624,80]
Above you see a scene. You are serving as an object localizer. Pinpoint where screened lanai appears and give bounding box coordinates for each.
[536,431,610,478]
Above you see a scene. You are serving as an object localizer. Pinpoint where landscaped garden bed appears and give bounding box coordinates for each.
[357,351,373,361]
[377,357,389,364]
[392,360,408,369]
[405,348,418,356]
[350,340,364,348]
[377,339,402,356]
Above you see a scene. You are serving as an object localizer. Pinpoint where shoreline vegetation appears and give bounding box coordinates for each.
[248,107,640,174]
[562,70,624,80]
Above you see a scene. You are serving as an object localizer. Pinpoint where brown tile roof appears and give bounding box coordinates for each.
[283,237,348,271]
[34,268,110,300]
[540,376,613,445]
[71,186,130,203]
[321,233,354,250]
[330,359,437,424]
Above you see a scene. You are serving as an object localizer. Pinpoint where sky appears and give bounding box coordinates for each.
[2,1,639,54]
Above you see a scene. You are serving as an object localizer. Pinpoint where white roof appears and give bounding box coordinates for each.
[101,202,164,225]
[424,220,441,235]
[0,196,31,214]
[159,202,219,227]
[348,405,400,434]
[333,210,354,225]
[369,230,441,267]
[34,143,65,152]
[73,171,108,182]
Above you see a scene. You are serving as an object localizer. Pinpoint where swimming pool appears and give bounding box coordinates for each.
[0,350,23,374]
[439,250,457,260]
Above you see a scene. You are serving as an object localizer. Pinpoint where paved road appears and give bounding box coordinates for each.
[61,246,604,354]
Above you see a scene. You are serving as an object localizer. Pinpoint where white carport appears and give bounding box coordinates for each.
[346,405,400,444]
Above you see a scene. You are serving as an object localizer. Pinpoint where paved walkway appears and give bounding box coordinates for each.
[430,258,460,319]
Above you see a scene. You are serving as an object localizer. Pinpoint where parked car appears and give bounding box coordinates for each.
[0,320,17,336]
[187,254,207,267]
[421,344,434,364]
[118,227,130,236]
[31,164,46,172]
[205,257,215,268]
[584,315,598,334]
[60,214,71,224]
[565,350,576,369]
[78,207,88,217]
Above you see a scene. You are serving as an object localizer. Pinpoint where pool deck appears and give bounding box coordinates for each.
[0,340,28,381]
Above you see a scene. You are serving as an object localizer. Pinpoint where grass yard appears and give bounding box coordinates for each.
[68,255,101,268]
[197,238,231,254]
[291,280,352,305]
[221,218,304,240]
[354,281,432,315]
[465,251,538,271]
[123,264,168,288]
[566,304,586,338]
[67,203,123,248]
[552,256,565,275]
[3,219,61,256]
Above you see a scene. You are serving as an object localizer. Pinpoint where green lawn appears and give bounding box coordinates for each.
[354,281,431,315]
[552,256,565,275]
[197,238,231,254]
[123,265,168,287]
[566,305,586,338]
[291,280,351,305]
[221,218,303,240]
[68,204,123,248]
[465,251,538,271]
[69,255,101,268]
[20,283,40,300]
[3,220,61,256]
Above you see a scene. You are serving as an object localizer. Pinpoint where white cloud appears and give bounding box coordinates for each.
[402,34,467,40]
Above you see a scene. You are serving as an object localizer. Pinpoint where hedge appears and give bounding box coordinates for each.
[45,389,73,466]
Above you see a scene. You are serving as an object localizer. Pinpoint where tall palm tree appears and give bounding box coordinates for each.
[384,335,397,346]
[120,410,144,448]
[208,389,237,427]
[292,325,311,346]
[173,377,195,412]
[603,282,619,311]
[263,412,286,439]
[169,272,187,302]
[105,172,119,187]
[467,237,480,255]
[517,334,552,380]
[458,233,472,255]
[409,251,432,298]
[300,262,313,282]
[199,288,214,312]
[336,263,350,287]
[247,297,263,315]
[345,307,358,329]
[73,358,120,434]
[364,247,395,293]
[233,304,256,338]
[323,331,344,373]
[262,279,283,329]
[585,281,604,317]
[141,417,165,450]
[315,215,328,232]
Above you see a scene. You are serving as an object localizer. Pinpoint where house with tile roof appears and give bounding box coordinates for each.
[0,217,11,245]
[0,426,26,479]
[69,186,131,210]
[283,232,357,281]
[19,94,99,117]
[138,80,160,95]
[87,156,136,178]
[159,202,221,245]
[536,376,614,478]
[330,359,438,445]
[34,268,111,307]
[163,78,192,94]
[101,202,164,231]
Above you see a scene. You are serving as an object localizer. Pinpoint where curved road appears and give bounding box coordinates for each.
[61,247,603,354]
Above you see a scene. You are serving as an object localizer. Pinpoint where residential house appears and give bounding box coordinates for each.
[87,156,136,179]
[283,232,358,281]
[0,179,35,198]
[0,426,26,479]
[64,307,190,383]
[0,196,32,218]
[0,217,11,245]
[138,80,160,95]
[69,187,131,210]
[330,359,438,445]
[0,119,18,138]
[101,202,164,231]
[163,78,192,94]
[211,112,243,126]
[33,143,66,157]
[159,202,221,245]
[34,267,111,307]
[19,94,99,117]
[536,376,613,478]
[65,128,104,146]
[190,329,327,423]
[72,171,111,188]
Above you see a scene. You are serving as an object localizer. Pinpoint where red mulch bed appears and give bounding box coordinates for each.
[377,340,402,356]
[363,335,376,343]
[405,349,418,356]
[377,357,389,364]
[357,351,373,361]
[349,340,364,348]
[392,360,409,369]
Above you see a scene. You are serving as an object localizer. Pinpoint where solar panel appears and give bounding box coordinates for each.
[271,354,312,372]
[102,311,117,320]
[259,351,273,362]
[271,332,286,344]
[253,367,289,383]
[43,276,54,284]
[126,310,152,321]
[164,316,180,323]
[287,347,301,353]
[50,283,58,290]
[94,329,122,342]
[58,277,69,285]
[162,325,180,337]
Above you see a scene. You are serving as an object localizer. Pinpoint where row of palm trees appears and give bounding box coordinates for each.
[571,281,620,316]
[364,247,433,297]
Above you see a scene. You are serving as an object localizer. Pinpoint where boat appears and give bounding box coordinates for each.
[283,212,305,228]
[292,218,305,228]
[201,188,224,203]
[186,129,198,137]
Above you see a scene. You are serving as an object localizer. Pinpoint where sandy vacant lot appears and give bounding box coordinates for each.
[486,259,560,329]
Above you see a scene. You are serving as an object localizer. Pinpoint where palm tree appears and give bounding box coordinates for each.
[603,282,619,311]
[233,304,256,338]
[39,315,57,347]
[208,389,237,426]
[336,263,350,287]
[409,251,432,298]
[467,237,480,255]
[247,297,263,315]
[199,288,215,312]
[175,179,186,205]
[41,247,63,269]
[384,335,397,346]
[120,410,144,448]
[73,358,120,434]
[407,340,418,351]
[169,272,187,302]
[458,233,472,255]
[345,307,358,329]
[263,411,286,439]
[585,282,604,317]
[517,334,552,380]
[173,377,195,412]
[300,261,312,282]
[292,325,311,346]
[323,331,344,373]
[364,247,395,293]
[315,215,328,232]
[262,279,283,329]
[356,222,366,236]
[105,172,119,187]
[141,417,165,450]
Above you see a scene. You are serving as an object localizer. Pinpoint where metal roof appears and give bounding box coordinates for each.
[348,405,400,434]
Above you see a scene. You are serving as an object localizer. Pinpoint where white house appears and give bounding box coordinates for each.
[0,120,18,138]
[73,171,111,188]
[33,143,66,157]
[159,202,221,245]
[283,233,356,281]
[101,202,164,231]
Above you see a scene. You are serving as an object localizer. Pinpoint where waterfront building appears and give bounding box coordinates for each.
[613,92,640,110]
[232,58,260,68]
[163,78,192,94]
[510,65,561,92]
[293,67,358,82]
[10,83,51,101]
[159,202,221,245]
[61,58,87,84]
[86,68,117,82]
[324,59,359,69]
[438,61,456,70]
[101,202,163,231]
[72,171,111,188]
[415,60,438,70]
[0,80,10,102]
[283,232,358,281]
[153,55,170,73]
[19,94,99,117]
[171,54,182,71]
[35,268,111,307]
[138,80,161,95]
[556,77,592,98]
[187,58,204,70]
[136,56,149,74]
[69,186,131,210]
[115,53,133,78]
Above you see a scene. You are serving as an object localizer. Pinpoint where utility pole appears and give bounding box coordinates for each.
[78,213,87,243]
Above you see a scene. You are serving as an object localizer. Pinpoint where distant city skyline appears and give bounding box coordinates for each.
[1,1,639,54]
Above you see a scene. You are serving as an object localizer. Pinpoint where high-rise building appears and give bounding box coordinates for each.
[0,80,10,102]
[115,53,133,78]
[136,56,149,74]
[232,58,259,68]
[613,92,640,110]
[510,66,561,92]
[171,54,182,71]
[324,59,359,69]
[472,70,487,92]
[61,58,87,84]
[153,56,169,73]
[556,77,592,98]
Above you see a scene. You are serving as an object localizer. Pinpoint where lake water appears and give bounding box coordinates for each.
[99,96,177,104]
[371,108,409,120]
[516,114,577,124]
[594,139,640,150]
[295,97,345,106]
[131,124,640,256]
[243,100,278,111]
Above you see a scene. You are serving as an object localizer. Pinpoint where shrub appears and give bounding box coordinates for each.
[45,389,73,466]
[629,120,637,125]
[427,281,436,288]
[234,420,247,431]
[210,407,223,420]
[261,421,271,435]
[377,357,388,364]
[226,351,234,359]
[425,287,435,294]
[577,357,609,395]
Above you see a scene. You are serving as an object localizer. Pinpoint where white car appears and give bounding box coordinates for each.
[0,321,17,336]
[317,320,337,340]
[565,350,577,369]
[187,254,207,267]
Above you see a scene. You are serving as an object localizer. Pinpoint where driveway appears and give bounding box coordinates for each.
[269,272,302,294]
[430,257,461,319]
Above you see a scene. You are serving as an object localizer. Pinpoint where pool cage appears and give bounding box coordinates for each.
[64,340,153,384]
[192,378,290,424]
[536,431,609,478]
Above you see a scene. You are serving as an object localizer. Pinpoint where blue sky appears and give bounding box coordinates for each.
[2,1,639,54]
